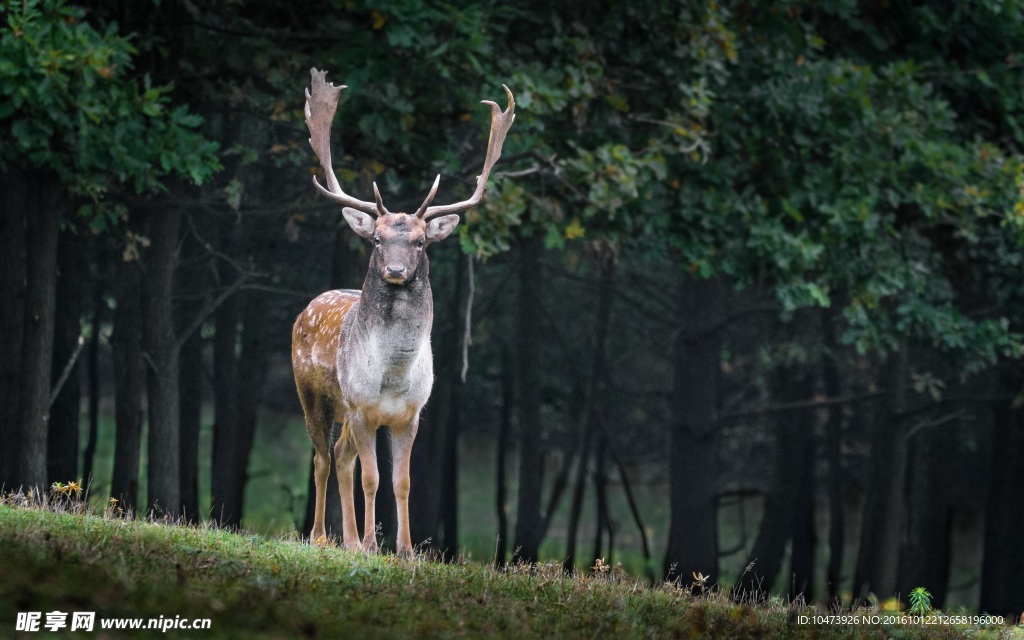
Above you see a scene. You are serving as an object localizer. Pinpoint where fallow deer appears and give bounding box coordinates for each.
[292,68,515,556]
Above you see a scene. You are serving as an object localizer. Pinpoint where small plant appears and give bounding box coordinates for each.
[691,571,710,595]
[908,586,933,615]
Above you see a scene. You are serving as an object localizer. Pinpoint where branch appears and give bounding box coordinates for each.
[720,390,886,423]
[49,335,86,408]
[173,274,254,353]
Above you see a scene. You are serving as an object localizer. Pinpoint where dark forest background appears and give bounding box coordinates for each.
[2,0,1024,615]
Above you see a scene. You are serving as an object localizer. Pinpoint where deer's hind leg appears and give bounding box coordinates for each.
[299,386,333,545]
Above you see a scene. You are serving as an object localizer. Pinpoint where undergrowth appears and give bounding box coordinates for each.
[0,492,1017,639]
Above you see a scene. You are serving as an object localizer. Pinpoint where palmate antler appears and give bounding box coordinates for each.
[304,68,515,218]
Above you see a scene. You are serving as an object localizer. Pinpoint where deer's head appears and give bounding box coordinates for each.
[303,67,515,286]
[342,207,459,285]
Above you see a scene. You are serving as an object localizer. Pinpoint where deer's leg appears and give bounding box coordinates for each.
[334,419,361,550]
[391,418,419,557]
[300,388,332,545]
[311,449,331,544]
[350,420,380,553]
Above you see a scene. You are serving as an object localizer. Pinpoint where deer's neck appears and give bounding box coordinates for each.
[354,253,433,358]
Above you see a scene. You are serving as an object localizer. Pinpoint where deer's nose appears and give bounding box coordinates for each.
[386,264,407,279]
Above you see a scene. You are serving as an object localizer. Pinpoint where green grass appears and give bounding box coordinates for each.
[0,501,1011,639]
[74,407,985,608]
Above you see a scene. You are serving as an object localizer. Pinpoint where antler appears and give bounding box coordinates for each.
[418,85,516,220]
[305,68,386,216]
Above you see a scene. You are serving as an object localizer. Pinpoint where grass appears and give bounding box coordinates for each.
[76,406,985,607]
[1,499,1015,639]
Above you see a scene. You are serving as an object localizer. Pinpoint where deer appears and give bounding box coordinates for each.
[292,68,515,556]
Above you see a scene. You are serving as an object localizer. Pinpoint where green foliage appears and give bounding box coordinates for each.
[909,586,934,615]
[0,0,219,210]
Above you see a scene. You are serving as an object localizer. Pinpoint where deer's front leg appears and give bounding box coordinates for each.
[334,421,361,551]
[349,419,380,553]
[391,417,419,557]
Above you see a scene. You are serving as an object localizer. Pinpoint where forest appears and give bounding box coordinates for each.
[2,0,1023,617]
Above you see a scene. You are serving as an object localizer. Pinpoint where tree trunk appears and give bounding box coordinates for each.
[48,227,85,485]
[495,346,512,566]
[143,206,182,517]
[979,370,1024,617]
[82,250,106,491]
[175,221,207,524]
[897,418,952,607]
[178,325,203,523]
[734,358,815,601]
[110,238,145,512]
[211,221,242,526]
[564,256,615,572]
[590,433,612,569]
[0,167,27,489]
[17,174,61,493]
[789,424,816,602]
[822,310,845,604]
[234,287,272,529]
[512,235,544,563]
[664,275,725,585]
[853,344,909,603]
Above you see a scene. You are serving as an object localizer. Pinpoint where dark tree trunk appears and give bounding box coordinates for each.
[664,275,725,585]
[178,326,203,523]
[853,344,909,603]
[897,418,952,607]
[734,358,815,601]
[564,425,593,572]
[979,371,1024,617]
[512,235,544,563]
[495,346,512,566]
[438,385,459,557]
[110,237,145,512]
[17,174,61,493]
[0,167,26,489]
[48,228,85,485]
[82,250,106,492]
[211,221,242,526]
[590,433,612,569]
[564,256,615,572]
[233,287,272,529]
[143,206,182,517]
[789,425,816,601]
[822,310,845,604]
[176,222,207,524]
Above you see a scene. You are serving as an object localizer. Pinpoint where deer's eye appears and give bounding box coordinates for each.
[418,239,425,248]
[374,236,381,246]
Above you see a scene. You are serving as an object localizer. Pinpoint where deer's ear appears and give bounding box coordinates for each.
[342,207,375,238]
[425,214,460,244]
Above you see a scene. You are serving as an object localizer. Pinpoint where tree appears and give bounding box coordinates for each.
[0,0,218,499]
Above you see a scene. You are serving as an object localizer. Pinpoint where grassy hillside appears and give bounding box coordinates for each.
[0,502,1010,639]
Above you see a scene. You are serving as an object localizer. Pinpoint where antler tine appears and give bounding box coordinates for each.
[414,174,441,218]
[305,68,381,216]
[422,85,516,220]
[372,182,391,216]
